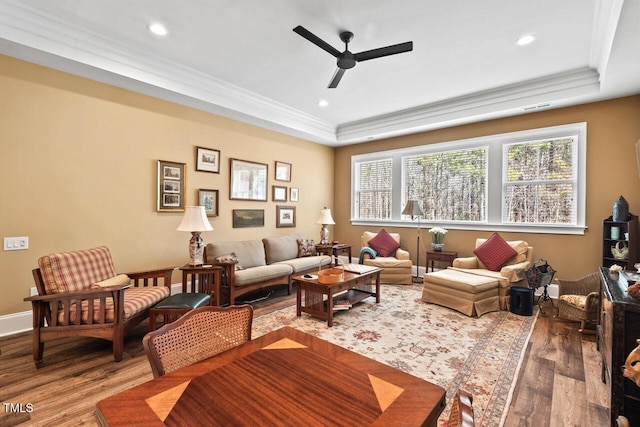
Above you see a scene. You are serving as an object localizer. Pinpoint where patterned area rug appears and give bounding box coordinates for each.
[252,284,538,427]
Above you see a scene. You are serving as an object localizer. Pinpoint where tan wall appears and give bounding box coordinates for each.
[334,96,640,280]
[0,55,335,316]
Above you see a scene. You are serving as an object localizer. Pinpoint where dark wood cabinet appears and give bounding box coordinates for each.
[598,267,640,426]
[602,214,638,270]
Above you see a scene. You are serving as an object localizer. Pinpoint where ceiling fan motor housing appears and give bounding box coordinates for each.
[337,52,356,69]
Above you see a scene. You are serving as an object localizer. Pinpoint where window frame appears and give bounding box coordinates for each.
[351,122,587,235]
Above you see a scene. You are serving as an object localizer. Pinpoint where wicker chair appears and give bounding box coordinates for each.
[447,389,475,427]
[142,305,253,378]
[555,272,601,333]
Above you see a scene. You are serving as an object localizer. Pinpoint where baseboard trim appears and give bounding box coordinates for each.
[0,310,32,338]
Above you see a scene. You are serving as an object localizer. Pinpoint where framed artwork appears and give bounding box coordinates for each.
[276,205,296,228]
[198,189,219,217]
[230,158,268,201]
[233,209,265,228]
[272,185,287,202]
[196,146,220,173]
[275,161,292,182]
[290,187,299,202]
[157,160,186,212]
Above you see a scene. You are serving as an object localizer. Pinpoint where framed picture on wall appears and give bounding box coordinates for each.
[157,160,186,212]
[232,209,265,228]
[272,185,287,202]
[230,158,268,201]
[196,146,220,173]
[276,205,296,228]
[198,189,219,217]
[275,161,291,182]
[290,187,299,202]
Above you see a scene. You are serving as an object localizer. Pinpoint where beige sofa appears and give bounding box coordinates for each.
[205,234,331,304]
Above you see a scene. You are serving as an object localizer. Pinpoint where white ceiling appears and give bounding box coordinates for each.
[1,0,638,146]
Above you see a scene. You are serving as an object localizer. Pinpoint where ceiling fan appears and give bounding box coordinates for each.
[293,25,413,88]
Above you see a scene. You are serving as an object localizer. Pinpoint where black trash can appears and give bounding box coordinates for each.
[510,286,534,316]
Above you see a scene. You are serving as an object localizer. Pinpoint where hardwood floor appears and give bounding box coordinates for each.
[0,289,608,426]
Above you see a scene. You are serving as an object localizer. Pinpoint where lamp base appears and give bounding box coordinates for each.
[320,225,329,245]
[188,232,204,266]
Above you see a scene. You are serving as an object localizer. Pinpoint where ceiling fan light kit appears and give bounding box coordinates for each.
[293,25,413,88]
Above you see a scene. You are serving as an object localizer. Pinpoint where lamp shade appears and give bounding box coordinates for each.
[177,206,214,232]
[315,207,335,225]
[402,200,423,217]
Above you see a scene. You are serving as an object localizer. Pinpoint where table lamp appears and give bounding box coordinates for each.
[402,200,423,278]
[177,206,213,266]
[315,207,335,245]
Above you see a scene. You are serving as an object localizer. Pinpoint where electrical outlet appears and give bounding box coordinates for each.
[3,236,29,251]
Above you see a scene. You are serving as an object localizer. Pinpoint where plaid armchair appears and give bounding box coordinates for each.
[24,246,174,366]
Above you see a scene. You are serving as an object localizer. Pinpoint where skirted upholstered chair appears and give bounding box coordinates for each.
[555,272,601,333]
[360,230,412,284]
[422,233,533,316]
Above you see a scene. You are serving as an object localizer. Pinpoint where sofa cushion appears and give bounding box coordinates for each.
[206,240,266,269]
[92,274,131,289]
[38,246,117,295]
[57,286,170,324]
[363,257,412,269]
[367,229,401,257]
[473,233,517,271]
[275,255,331,273]
[234,264,293,286]
[297,238,316,257]
[263,234,305,264]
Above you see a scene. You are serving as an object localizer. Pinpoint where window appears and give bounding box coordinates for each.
[351,123,586,234]
[354,158,392,219]
[503,137,577,225]
[403,147,487,222]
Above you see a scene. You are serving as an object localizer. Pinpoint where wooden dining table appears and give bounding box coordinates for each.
[96,326,446,426]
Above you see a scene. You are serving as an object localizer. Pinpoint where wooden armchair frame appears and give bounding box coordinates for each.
[448,389,475,427]
[142,305,253,377]
[25,267,174,366]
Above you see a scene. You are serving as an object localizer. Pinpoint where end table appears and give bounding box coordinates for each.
[315,244,352,264]
[425,250,458,273]
[180,264,223,306]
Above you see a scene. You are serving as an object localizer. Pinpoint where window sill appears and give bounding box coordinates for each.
[350,219,587,235]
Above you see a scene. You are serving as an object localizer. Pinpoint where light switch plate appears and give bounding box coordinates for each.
[4,237,29,251]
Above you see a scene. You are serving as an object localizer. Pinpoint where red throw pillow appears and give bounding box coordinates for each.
[368,229,401,257]
[473,233,518,271]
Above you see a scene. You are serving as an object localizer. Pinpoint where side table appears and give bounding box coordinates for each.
[149,264,223,331]
[316,244,352,264]
[180,264,223,306]
[425,250,458,272]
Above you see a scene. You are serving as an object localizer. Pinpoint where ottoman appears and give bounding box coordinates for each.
[422,269,500,316]
[149,293,211,330]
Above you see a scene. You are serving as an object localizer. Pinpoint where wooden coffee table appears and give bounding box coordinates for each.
[294,264,382,327]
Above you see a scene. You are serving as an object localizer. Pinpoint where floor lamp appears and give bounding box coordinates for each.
[402,200,423,278]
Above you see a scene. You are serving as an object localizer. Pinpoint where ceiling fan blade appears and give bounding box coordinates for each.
[293,26,341,58]
[328,68,346,88]
[354,41,413,62]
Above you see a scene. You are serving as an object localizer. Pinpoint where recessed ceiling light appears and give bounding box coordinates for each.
[516,34,535,46]
[148,23,168,36]
[318,100,329,107]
